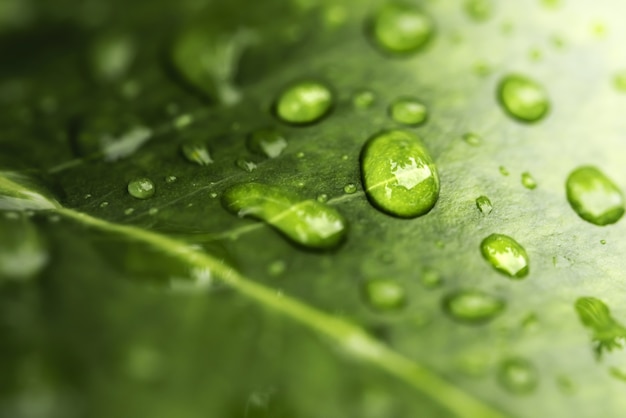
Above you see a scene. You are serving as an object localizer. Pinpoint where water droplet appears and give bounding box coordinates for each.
[165,175,177,184]
[267,260,286,276]
[235,158,257,172]
[181,141,213,166]
[476,195,493,215]
[360,130,439,218]
[210,192,218,199]
[148,208,159,216]
[566,166,624,226]
[421,269,442,289]
[480,234,529,279]
[613,71,626,92]
[0,213,49,282]
[352,90,376,109]
[247,127,287,158]
[442,290,505,324]
[296,151,305,158]
[497,357,538,395]
[464,0,493,22]
[497,74,549,123]
[362,278,407,312]
[521,172,537,189]
[173,113,194,130]
[124,208,135,215]
[84,194,92,199]
[369,4,434,54]
[499,166,510,176]
[275,81,333,124]
[463,132,482,146]
[343,183,357,194]
[389,97,427,126]
[316,193,329,203]
[128,178,155,200]
[575,297,626,358]
[100,201,109,208]
[222,183,347,250]
[600,239,607,245]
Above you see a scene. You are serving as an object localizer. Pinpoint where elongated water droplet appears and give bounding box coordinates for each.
[222,183,347,250]
[0,172,60,211]
[480,234,529,278]
[476,195,493,215]
[275,81,333,124]
[362,278,407,312]
[521,172,537,189]
[566,166,624,226]
[247,128,287,158]
[575,297,626,358]
[128,178,155,200]
[181,141,213,166]
[360,130,439,218]
[370,4,434,54]
[463,132,481,146]
[497,357,538,395]
[0,213,49,282]
[442,290,505,324]
[464,0,493,22]
[497,74,549,123]
[389,97,427,126]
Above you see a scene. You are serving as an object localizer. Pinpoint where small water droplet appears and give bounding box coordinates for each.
[222,183,347,250]
[235,158,257,172]
[521,172,537,189]
[352,90,376,109]
[210,192,218,199]
[165,175,177,184]
[463,132,482,146]
[275,81,333,124]
[84,194,92,199]
[173,113,194,130]
[566,166,624,226]
[369,4,434,54]
[421,269,443,289]
[124,208,135,215]
[389,97,427,126]
[343,183,357,194]
[575,297,626,358]
[499,166,510,176]
[100,201,109,208]
[613,71,626,92]
[442,289,505,324]
[464,0,493,22]
[498,74,549,123]
[362,278,407,312]
[480,234,529,279]
[296,151,305,158]
[247,127,287,158]
[476,195,493,215]
[316,193,329,203]
[128,178,155,200]
[361,130,439,218]
[497,357,539,395]
[600,239,607,245]
[148,208,159,216]
[181,141,213,166]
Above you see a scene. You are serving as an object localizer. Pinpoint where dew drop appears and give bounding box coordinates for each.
[173,114,194,130]
[463,132,482,146]
[421,269,443,289]
[352,90,376,109]
[128,178,155,200]
[521,172,537,190]
[181,141,213,166]
[480,234,529,279]
[566,166,624,226]
[497,357,539,395]
[389,97,427,126]
[222,182,347,250]
[475,195,493,215]
[124,208,135,215]
[316,193,329,203]
[497,74,549,123]
[442,290,505,324]
[275,81,333,124]
[235,158,257,172]
[370,4,434,54]
[100,201,109,208]
[464,0,493,22]
[343,183,357,194]
[148,208,159,216]
[165,175,177,184]
[362,278,407,312]
[360,130,439,218]
[247,127,287,158]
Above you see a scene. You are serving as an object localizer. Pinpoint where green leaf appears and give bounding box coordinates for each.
[3,0,626,417]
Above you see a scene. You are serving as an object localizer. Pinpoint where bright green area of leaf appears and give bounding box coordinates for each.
[3,0,626,417]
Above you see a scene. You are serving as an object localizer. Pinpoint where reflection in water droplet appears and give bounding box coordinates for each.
[575,297,626,358]
[275,81,333,124]
[360,130,439,218]
[362,278,407,312]
[442,290,505,324]
[521,172,537,190]
[566,166,624,226]
[247,128,287,158]
[128,178,155,200]
[480,234,529,278]
[497,357,538,395]
[352,90,376,109]
[389,97,427,126]
[476,195,493,215]
[222,182,347,250]
[181,141,213,166]
[370,4,434,54]
[498,74,549,123]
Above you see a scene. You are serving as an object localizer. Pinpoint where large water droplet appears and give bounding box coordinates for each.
[475,195,493,215]
[497,74,549,123]
[128,178,155,200]
[181,141,213,166]
[0,213,49,282]
[442,290,505,324]
[566,166,624,226]
[360,130,439,218]
[362,278,407,312]
[247,128,287,158]
[275,81,333,124]
[389,97,427,126]
[497,357,538,395]
[575,297,626,358]
[480,234,529,279]
[370,4,434,54]
[222,183,347,250]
